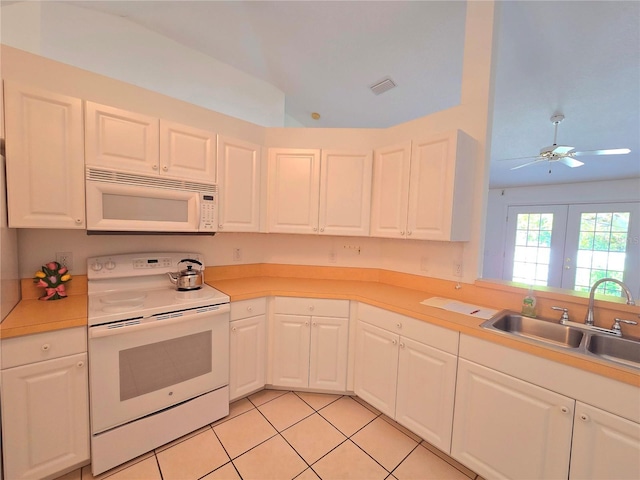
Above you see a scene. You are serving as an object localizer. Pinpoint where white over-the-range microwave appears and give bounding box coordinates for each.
[85,168,218,234]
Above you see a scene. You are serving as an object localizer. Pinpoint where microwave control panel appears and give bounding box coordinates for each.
[200,193,218,231]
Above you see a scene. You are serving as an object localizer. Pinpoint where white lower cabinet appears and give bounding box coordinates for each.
[1,328,89,480]
[354,304,459,453]
[230,298,267,401]
[570,402,640,480]
[271,297,349,392]
[451,358,574,480]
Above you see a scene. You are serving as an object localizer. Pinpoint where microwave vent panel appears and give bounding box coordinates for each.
[86,168,217,194]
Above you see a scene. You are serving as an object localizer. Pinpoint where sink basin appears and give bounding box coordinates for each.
[482,313,584,348]
[586,334,640,369]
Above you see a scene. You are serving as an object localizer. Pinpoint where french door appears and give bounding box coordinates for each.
[503,202,639,298]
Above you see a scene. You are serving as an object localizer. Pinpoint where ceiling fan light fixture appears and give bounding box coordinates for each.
[369,77,397,96]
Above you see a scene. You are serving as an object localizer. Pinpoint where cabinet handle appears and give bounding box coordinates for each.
[313,227,318,232]
[309,305,314,311]
[247,306,253,312]
[162,165,168,171]
[407,230,412,236]
[399,342,405,348]
[41,344,50,351]
[560,406,570,414]
[396,322,402,329]
[75,218,82,224]
[400,231,405,236]
[392,339,397,345]
[232,327,237,332]
[320,227,324,232]
[152,164,158,170]
[580,414,589,422]
[305,321,309,326]
[312,322,317,326]
[219,225,223,229]
[77,361,84,368]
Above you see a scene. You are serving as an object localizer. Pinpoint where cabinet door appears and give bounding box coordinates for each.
[1,353,90,480]
[354,321,399,417]
[230,314,266,401]
[217,136,262,232]
[451,359,574,480]
[272,314,311,388]
[4,82,85,228]
[396,337,457,453]
[160,120,215,181]
[319,150,373,236]
[570,402,640,480]
[370,142,412,238]
[85,102,159,173]
[309,316,349,392]
[407,130,474,241]
[267,148,320,234]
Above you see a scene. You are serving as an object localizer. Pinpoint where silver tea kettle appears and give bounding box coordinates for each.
[167,259,204,291]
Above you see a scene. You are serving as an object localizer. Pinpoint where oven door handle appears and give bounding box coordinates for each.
[89,304,230,339]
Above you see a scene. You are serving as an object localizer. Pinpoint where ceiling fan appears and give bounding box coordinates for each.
[505,114,631,171]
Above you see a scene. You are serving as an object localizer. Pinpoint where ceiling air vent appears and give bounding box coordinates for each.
[369,77,397,96]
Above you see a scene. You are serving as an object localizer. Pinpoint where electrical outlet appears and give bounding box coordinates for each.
[453,261,463,278]
[232,248,242,262]
[56,252,73,270]
[420,256,429,271]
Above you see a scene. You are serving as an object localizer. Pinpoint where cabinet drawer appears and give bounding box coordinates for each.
[274,297,349,317]
[1,327,87,369]
[358,303,458,355]
[231,298,267,321]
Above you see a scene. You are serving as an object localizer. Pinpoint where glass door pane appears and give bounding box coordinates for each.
[563,203,640,298]
[503,205,568,287]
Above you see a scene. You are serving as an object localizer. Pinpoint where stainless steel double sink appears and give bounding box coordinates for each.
[481,311,640,370]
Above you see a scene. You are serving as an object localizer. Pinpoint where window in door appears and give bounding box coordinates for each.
[504,202,639,298]
[503,205,568,287]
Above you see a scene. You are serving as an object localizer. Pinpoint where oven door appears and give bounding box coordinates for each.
[88,304,229,434]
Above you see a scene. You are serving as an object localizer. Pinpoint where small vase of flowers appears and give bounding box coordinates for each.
[33,261,72,301]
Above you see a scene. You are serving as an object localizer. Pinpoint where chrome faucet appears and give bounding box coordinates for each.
[584,278,636,326]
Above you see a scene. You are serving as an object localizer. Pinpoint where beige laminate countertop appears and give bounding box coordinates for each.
[208,276,640,387]
[1,274,638,387]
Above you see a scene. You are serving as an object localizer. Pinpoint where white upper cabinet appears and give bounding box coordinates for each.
[85,102,215,182]
[370,142,412,238]
[268,148,321,234]
[160,120,216,182]
[4,82,85,228]
[371,130,476,241]
[217,136,262,232]
[267,148,372,235]
[319,150,373,236]
[85,102,159,174]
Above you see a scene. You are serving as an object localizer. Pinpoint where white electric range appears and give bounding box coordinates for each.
[86,252,230,476]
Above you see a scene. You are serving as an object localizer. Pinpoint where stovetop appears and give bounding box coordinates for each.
[87,252,230,326]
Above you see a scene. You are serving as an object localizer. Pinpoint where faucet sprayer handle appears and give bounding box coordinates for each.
[612,318,638,335]
[551,306,570,324]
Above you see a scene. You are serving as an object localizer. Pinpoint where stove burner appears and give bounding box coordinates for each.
[100,292,147,305]
[174,289,215,303]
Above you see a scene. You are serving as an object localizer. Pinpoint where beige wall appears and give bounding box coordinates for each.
[4,1,498,285]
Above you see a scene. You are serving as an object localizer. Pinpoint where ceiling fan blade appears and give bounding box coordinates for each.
[551,145,575,155]
[572,148,631,157]
[498,155,541,162]
[510,159,543,170]
[558,157,585,168]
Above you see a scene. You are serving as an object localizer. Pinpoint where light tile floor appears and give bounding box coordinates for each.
[57,389,480,480]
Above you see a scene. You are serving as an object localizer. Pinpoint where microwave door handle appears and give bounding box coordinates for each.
[89,304,230,339]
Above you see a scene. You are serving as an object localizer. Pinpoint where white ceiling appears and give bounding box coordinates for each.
[67,0,639,188]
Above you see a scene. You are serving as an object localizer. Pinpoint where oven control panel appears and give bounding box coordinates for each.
[88,252,203,279]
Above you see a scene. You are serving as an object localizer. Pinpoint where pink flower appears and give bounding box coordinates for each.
[48,276,58,284]
[37,279,48,287]
[58,267,68,275]
[46,262,58,270]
